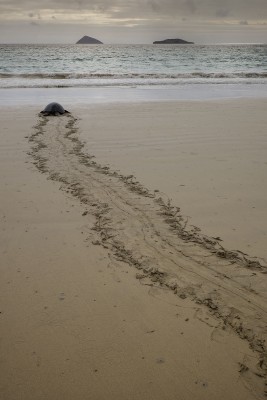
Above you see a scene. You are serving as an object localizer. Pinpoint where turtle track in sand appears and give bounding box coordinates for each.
[29,114,267,396]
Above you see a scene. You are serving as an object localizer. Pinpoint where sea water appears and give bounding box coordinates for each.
[1,44,267,87]
[0,44,267,105]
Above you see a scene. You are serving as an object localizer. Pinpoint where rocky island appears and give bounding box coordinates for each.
[153,38,194,44]
[76,36,103,44]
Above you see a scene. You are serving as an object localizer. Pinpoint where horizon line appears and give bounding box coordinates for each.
[1,41,266,45]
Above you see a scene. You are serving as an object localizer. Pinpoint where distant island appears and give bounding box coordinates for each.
[76,36,103,44]
[153,38,194,44]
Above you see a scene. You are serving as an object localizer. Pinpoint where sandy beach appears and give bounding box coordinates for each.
[78,99,267,261]
[0,99,267,399]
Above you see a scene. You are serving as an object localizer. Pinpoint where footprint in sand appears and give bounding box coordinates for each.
[58,292,65,301]
[156,357,165,364]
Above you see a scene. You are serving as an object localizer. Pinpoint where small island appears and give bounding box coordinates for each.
[153,38,194,44]
[76,36,103,44]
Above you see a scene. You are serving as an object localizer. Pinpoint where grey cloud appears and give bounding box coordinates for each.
[146,0,161,13]
[141,0,197,16]
[182,0,197,15]
[215,9,230,18]
[28,11,41,19]
[1,0,267,20]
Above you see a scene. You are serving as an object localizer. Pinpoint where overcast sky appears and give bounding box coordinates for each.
[0,0,266,44]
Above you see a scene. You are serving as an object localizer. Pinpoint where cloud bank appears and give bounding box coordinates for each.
[1,0,266,22]
[0,0,266,43]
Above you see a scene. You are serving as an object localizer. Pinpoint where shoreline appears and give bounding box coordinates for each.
[1,100,267,399]
[1,83,267,107]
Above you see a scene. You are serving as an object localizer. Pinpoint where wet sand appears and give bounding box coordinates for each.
[78,99,267,261]
[0,102,266,399]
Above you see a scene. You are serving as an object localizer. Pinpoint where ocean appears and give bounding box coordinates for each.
[0,44,267,106]
[1,44,267,88]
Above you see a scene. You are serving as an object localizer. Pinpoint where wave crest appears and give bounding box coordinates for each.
[1,72,267,80]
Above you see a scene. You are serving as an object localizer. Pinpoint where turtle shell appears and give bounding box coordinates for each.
[41,102,69,115]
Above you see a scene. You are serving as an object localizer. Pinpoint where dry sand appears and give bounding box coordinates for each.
[0,102,266,400]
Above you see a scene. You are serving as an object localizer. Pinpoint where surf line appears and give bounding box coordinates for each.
[29,113,267,386]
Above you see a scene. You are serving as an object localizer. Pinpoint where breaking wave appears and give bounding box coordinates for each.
[1,72,267,80]
[1,71,267,88]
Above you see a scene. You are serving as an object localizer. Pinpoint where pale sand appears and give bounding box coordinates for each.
[0,103,266,400]
[78,99,267,261]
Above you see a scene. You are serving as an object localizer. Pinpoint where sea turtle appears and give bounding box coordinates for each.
[40,102,70,116]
